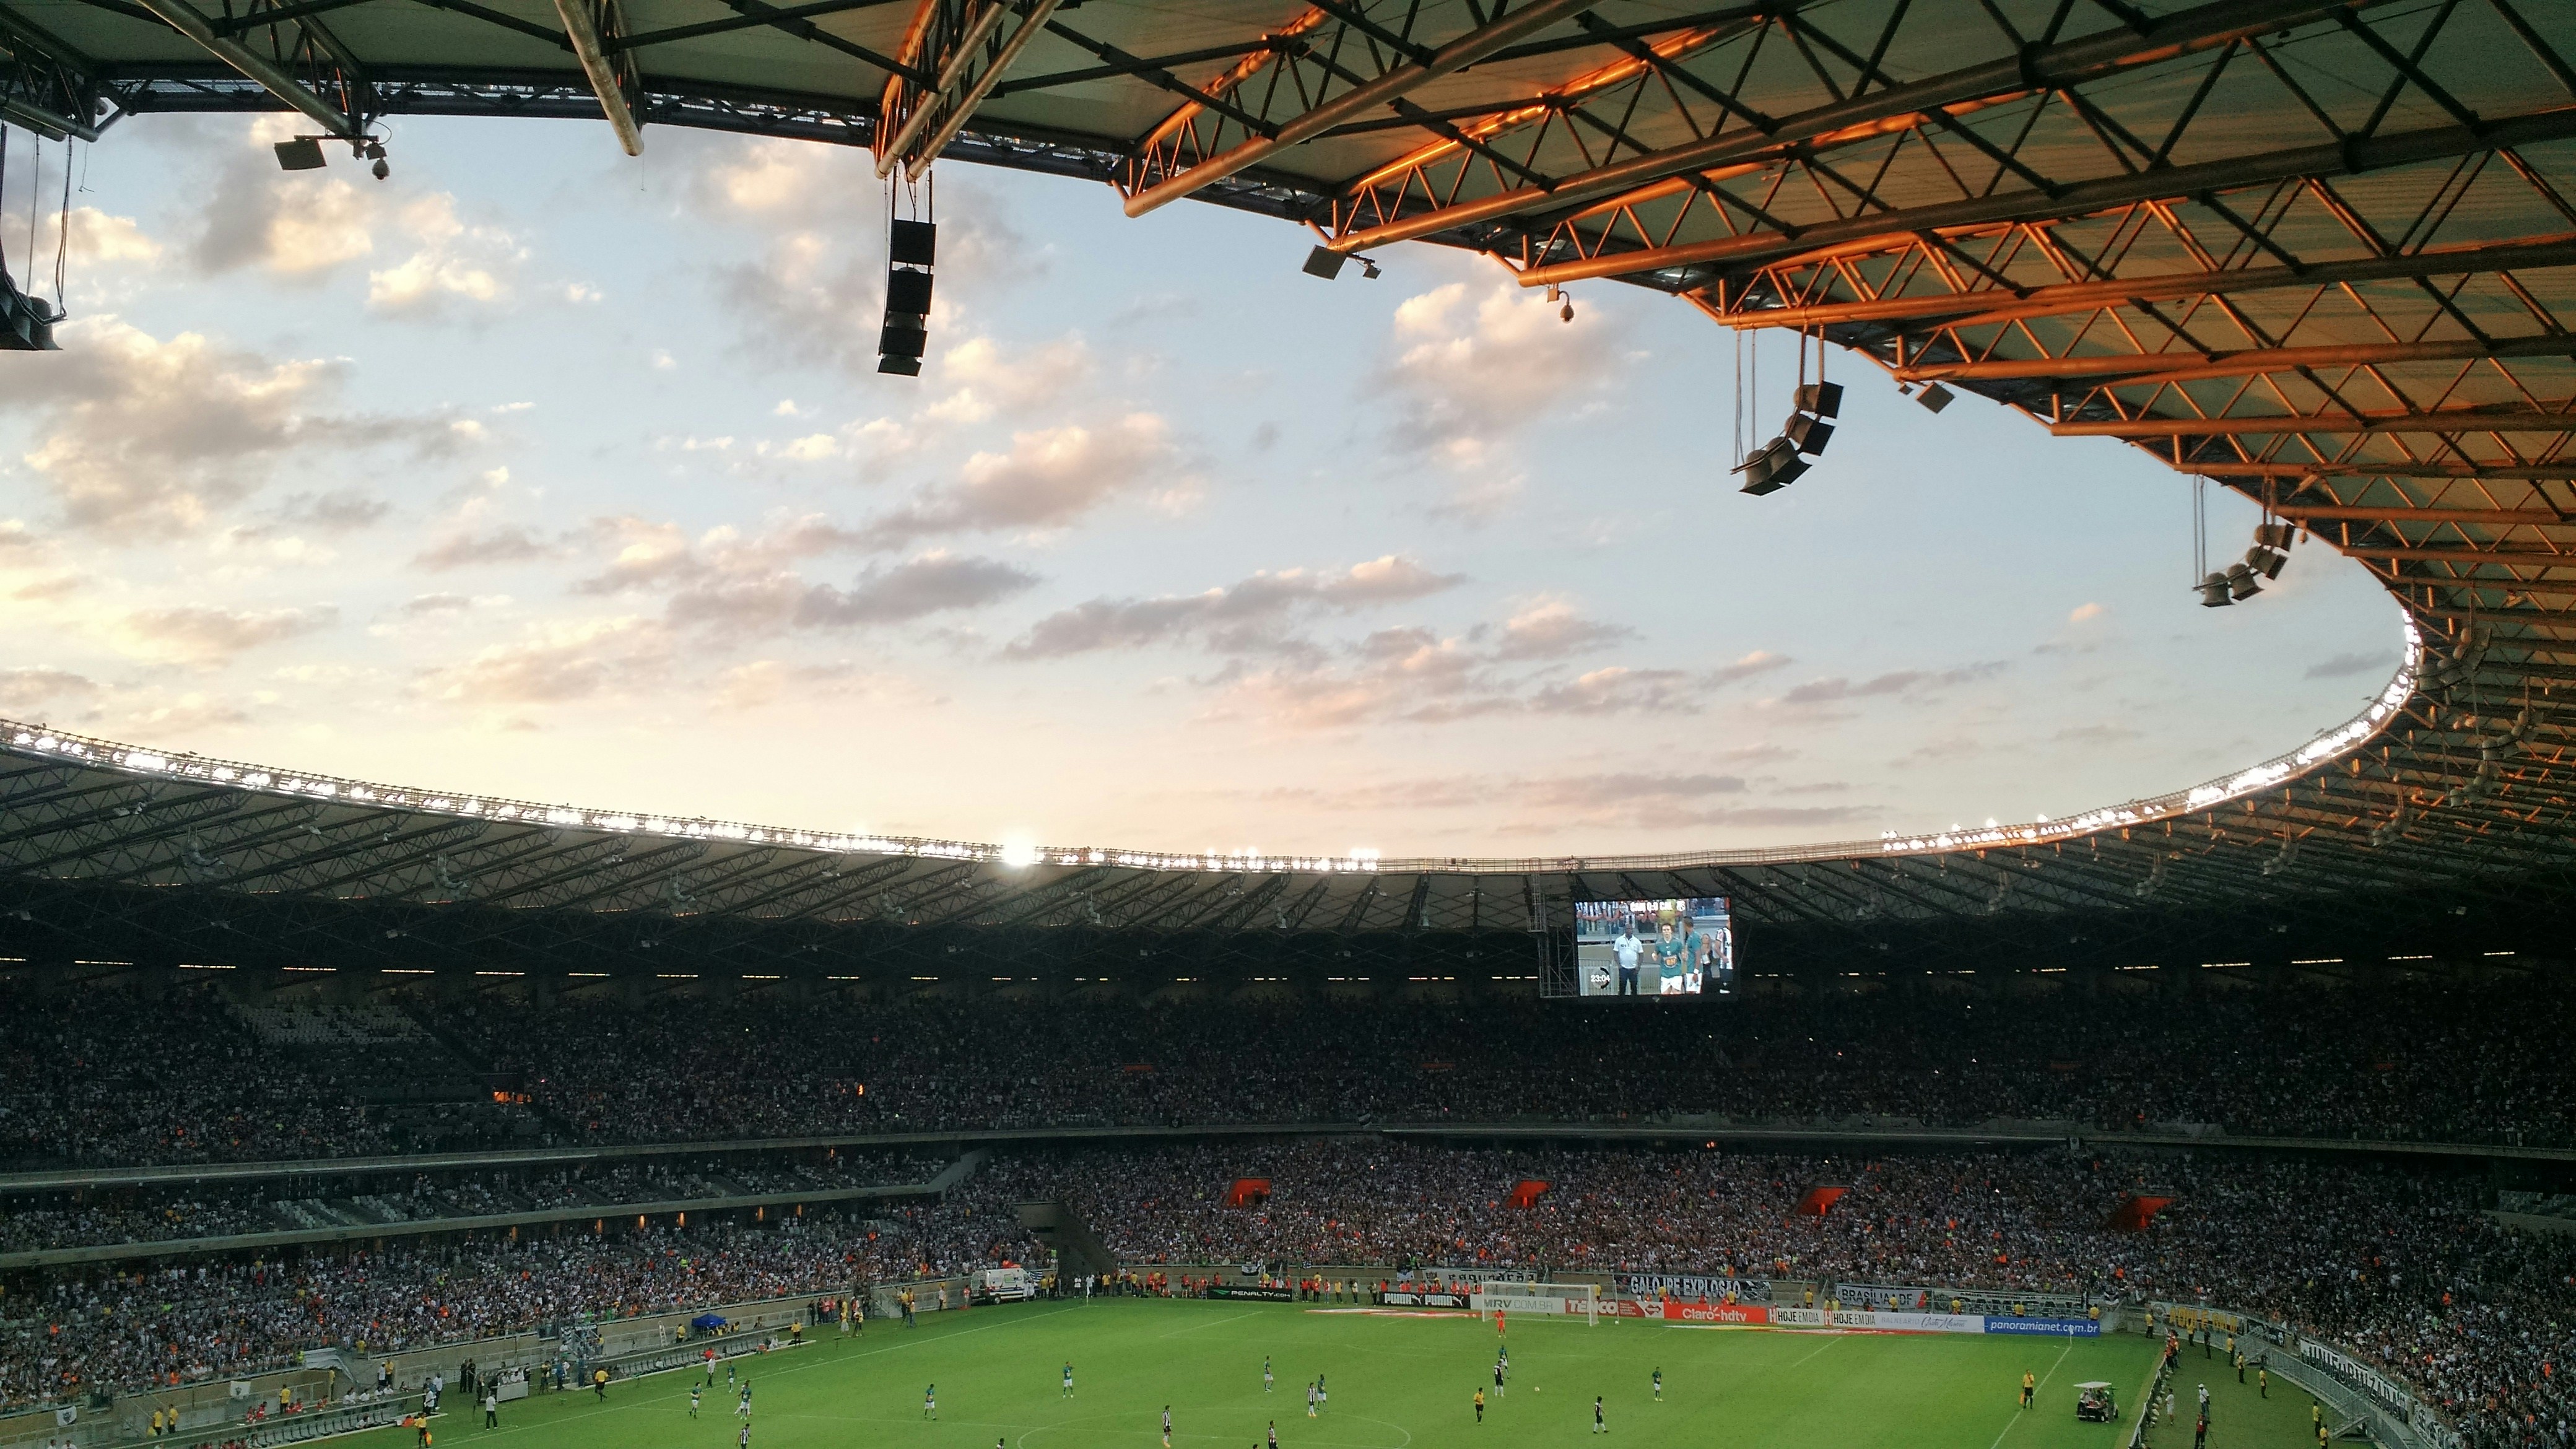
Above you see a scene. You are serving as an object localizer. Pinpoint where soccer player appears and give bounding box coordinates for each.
[1307,1383,1318,1419]
[738,1425,751,1449]
[925,1385,937,1420]
[1164,1406,1175,1449]
[1268,1422,1279,1449]
[1064,1362,1075,1398]
[1611,926,1641,996]
[1474,1390,1484,1424]
[2021,1370,2035,1409]
[1318,1373,1327,1413]
[1492,1362,1505,1400]
[1651,1369,1661,1403]
[1495,1308,1507,1338]
[1264,1357,1274,1393]
[689,1386,701,1419]
[1592,1396,1606,1434]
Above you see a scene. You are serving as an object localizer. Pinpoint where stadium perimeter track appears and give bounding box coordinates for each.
[4,0,2576,979]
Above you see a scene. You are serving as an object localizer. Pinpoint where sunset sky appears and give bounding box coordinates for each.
[0,114,2405,858]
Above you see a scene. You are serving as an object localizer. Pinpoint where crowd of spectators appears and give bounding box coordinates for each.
[0,1167,1036,1415]
[435,981,2576,1148]
[0,1152,942,1253]
[3,1141,2570,1448]
[7,978,2574,1168]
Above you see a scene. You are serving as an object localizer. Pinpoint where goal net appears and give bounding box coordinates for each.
[1472,1282,1601,1326]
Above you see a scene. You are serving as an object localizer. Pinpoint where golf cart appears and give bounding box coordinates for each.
[2074,1382,2118,1422]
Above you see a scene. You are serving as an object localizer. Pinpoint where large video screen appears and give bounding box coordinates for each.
[1572,897,1733,997]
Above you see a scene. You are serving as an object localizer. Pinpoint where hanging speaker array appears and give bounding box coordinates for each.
[877,218,936,377]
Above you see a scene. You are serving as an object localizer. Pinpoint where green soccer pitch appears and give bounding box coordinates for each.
[355,1299,2328,1449]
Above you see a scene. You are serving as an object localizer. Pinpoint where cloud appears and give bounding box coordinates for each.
[794,555,1040,626]
[1377,281,1624,468]
[862,414,1185,546]
[2069,602,2107,624]
[1005,555,1463,659]
[419,617,667,705]
[189,120,377,276]
[1775,663,2005,706]
[1526,666,1708,715]
[367,194,524,318]
[1492,599,1632,659]
[109,604,338,664]
[0,666,103,711]
[2306,650,2395,679]
[666,552,1040,634]
[1709,650,1790,684]
[271,489,394,533]
[412,524,562,571]
[0,319,459,537]
[564,516,1031,636]
[63,207,162,266]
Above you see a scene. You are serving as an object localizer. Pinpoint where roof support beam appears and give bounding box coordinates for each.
[1121,0,1596,218]
[876,0,1061,179]
[1328,0,2382,254]
[2276,506,2570,524]
[2186,461,2576,479]
[1899,332,2576,385]
[1515,103,2576,287]
[2051,402,2576,437]
[550,0,643,154]
[128,0,364,136]
[1726,233,2576,331]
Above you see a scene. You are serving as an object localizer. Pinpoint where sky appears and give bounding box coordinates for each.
[0,113,2408,859]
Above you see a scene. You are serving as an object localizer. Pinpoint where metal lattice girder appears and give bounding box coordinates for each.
[1323,0,2385,255]
[1718,235,2576,331]
[0,5,102,137]
[126,0,374,138]
[1516,105,2576,287]
[875,0,1061,179]
[1118,0,1598,217]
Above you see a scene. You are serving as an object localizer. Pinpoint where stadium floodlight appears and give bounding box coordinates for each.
[2253,521,2296,551]
[273,136,327,170]
[1792,381,1843,417]
[2245,543,2288,579]
[1783,411,1834,455]
[2197,572,2233,607]
[1914,382,1954,413]
[1301,246,1347,280]
[2226,562,2263,601]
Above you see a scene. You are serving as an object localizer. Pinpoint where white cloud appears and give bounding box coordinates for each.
[0,319,458,537]
[108,604,339,665]
[862,414,1184,547]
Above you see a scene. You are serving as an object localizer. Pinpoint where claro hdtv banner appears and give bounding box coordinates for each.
[1661,1302,1770,1324]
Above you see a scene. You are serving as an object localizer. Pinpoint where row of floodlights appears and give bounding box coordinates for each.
[2198,522,2296,606]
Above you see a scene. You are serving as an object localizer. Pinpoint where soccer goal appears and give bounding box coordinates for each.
[1472,1282,1601,1326]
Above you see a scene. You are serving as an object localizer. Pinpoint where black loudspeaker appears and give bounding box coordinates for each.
[878,321,928,359]
[889,220,938,267]
[887,269,934,315]
[1791,381,1843,417]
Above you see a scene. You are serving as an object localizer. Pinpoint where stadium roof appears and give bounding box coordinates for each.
[3,0,2575,968]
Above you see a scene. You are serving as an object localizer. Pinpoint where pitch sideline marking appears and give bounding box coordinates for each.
[1160,1311,1259,1337]
[1985,1337,2076,1449]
